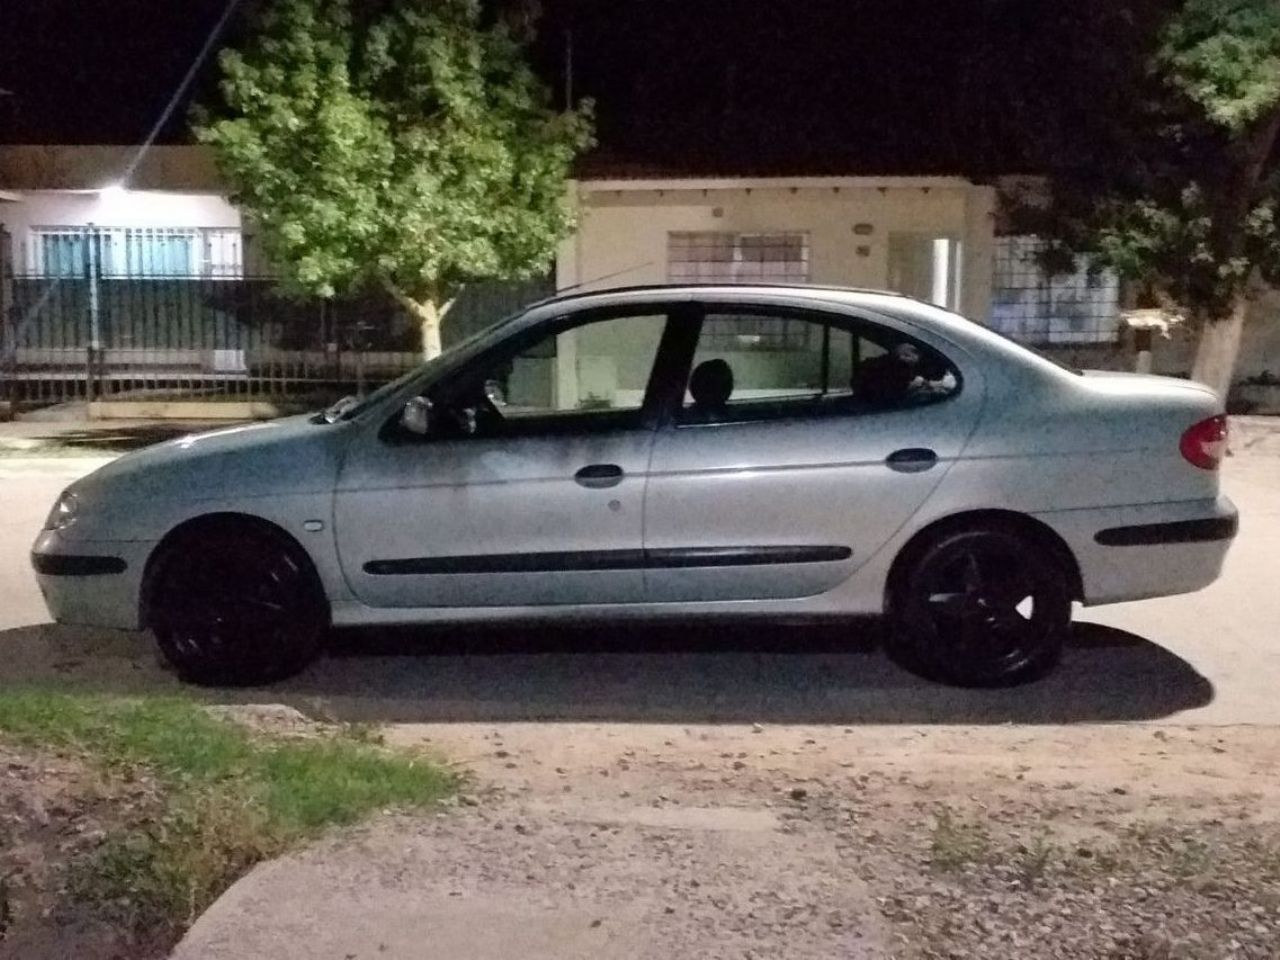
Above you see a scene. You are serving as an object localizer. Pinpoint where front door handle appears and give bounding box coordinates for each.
[885,448,938,473]
[574,463,624,488]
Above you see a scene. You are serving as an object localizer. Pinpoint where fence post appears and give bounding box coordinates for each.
[84,226,101,418]
[0,227,11,419]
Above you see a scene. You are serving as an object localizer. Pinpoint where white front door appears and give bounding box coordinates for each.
[334,308,675,608]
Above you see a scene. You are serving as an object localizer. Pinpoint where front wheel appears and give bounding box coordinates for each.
[888,526,1071,687]
[147,523,327,686]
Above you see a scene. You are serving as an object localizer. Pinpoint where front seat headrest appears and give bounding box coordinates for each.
[689,359,735,410]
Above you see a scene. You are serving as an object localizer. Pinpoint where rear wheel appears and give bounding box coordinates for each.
[147,522,327,686]
[888,526,1071,687]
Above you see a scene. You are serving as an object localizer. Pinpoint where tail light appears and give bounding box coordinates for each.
[1180,414,1229,470]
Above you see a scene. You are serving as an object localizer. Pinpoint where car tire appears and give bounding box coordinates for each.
[887,525,1071,687]
[146,521,328,687]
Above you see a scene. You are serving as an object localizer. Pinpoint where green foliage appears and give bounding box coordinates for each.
[0,690,456,937]
[196,0,593,310]
[1013,0,1280,323]
[1159,0,1280,131]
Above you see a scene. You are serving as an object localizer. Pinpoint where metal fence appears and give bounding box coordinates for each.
[0,226,553,411]
[988,236,1121,346]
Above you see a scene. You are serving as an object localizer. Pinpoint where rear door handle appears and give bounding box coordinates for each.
[886,448,938,473]
[574,463,624,488]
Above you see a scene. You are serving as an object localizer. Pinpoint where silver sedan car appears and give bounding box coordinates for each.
[32,284,1237,687]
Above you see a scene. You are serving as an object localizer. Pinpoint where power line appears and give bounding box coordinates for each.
[119,0,243,186]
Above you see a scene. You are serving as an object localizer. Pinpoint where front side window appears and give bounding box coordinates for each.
[680,310,959,424]
[423,311,670,439]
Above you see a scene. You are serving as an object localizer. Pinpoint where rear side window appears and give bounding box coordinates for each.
[680,309,959,424]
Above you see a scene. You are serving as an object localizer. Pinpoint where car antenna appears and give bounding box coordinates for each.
[554,261,655,295]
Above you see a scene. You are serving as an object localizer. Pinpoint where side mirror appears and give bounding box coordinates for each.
[400,397,434,437]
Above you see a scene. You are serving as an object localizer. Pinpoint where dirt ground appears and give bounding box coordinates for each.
[172,718,1280,960]
[0,743,165,960]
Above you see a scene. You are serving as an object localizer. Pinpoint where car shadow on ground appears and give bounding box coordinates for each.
[0,619,1213,725]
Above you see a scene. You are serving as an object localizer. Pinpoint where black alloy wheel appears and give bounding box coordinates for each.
[148,524,327,686]
[890,527,1071,687]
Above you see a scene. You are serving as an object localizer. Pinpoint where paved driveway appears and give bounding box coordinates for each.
[2,424,1278,727]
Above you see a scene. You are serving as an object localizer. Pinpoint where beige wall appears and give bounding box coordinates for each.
[0,145,224,191]
[558,177,997,321]
[0,190,241,233]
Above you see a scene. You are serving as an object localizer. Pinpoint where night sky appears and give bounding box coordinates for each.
[0,0,1157,176]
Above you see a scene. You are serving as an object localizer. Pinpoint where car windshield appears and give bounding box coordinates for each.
[319,309,531,422]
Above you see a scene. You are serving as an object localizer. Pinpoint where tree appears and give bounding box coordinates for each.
[1005,0,1280,396]
[197,0,593,359]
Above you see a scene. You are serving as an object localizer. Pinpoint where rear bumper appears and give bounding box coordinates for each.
[1034,496,1237,606]
[30,531,151,630]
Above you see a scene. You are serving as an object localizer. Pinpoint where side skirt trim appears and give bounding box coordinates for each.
[363,545,852,576]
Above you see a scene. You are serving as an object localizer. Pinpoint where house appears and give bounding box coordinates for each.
[2,143,1277,417]
[557,174,997,321]
[0,145,423,413]
[0,144,1003,416]
[0,145,247,277]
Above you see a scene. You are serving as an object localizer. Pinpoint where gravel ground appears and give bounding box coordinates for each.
[175,721,1280,960]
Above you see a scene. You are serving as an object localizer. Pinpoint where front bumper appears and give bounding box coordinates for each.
[31,530,153,630]
[1035,495,1237,606]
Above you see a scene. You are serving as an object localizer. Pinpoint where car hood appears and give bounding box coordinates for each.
[70,415,350,506]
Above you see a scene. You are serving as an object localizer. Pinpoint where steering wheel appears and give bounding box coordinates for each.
[449,387,505,437]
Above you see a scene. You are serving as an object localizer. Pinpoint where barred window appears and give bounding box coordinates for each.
[27,226,244,279]
[668,232,811,349]
[667,231,810,284]
[989,236,1120,345]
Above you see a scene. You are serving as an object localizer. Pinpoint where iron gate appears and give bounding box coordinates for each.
[0,225,553,412]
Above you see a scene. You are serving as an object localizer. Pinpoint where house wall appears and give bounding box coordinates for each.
[0,190,241,264]
[1,191,240,230]
[0,145,223,191]
[560,179,996,321]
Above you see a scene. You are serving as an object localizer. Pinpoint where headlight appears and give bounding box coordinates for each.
[44,492,79,531]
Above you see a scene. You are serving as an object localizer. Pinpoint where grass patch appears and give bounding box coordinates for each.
[0,690,455,938]
[1012,828,1058,886]
[928,807,991,872]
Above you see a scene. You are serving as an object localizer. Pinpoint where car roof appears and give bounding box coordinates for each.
[526,282,979,344]
[524,283,1076,382]
[530,282,910,309]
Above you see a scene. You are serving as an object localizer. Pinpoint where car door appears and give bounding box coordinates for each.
[642,302,983,602]
[334,306,682,608]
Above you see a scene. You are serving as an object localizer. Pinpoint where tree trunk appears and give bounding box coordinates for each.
[1187,105,1280,401]
[418,299,443,361]
[380,277,454,361]
[1190,296,1248,401]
